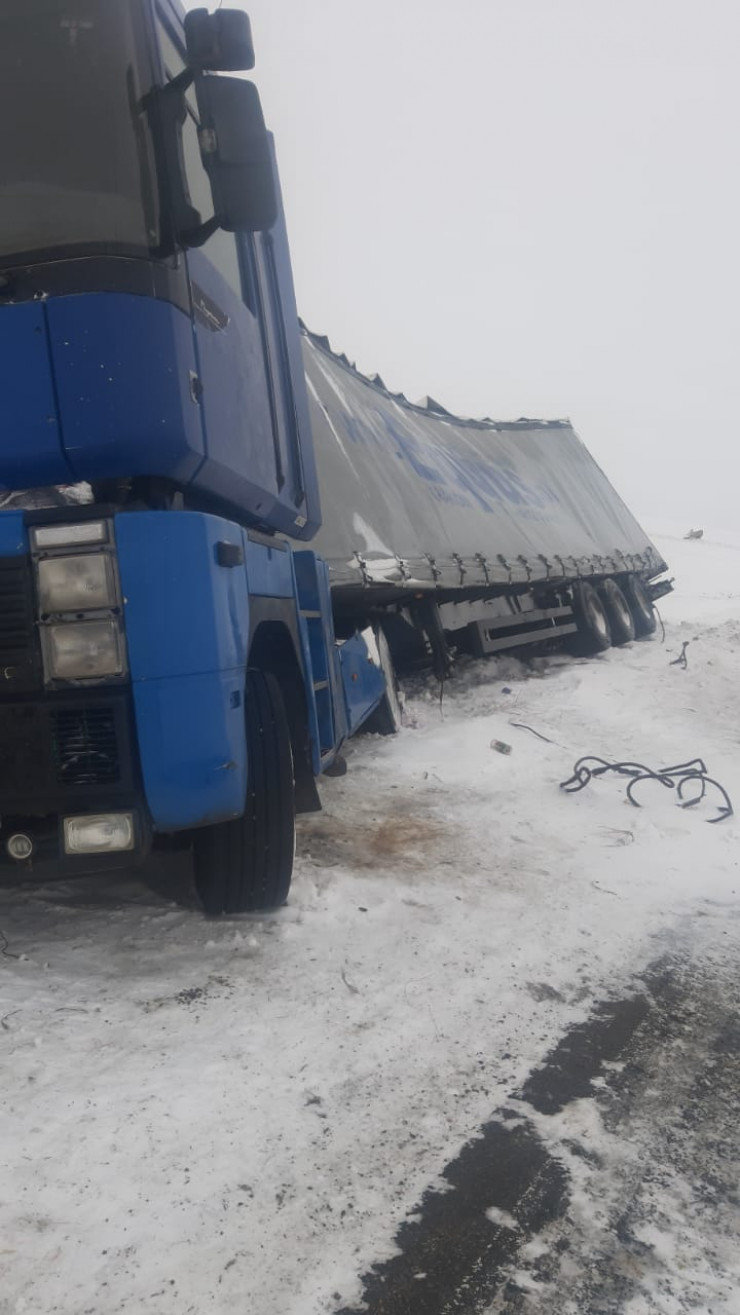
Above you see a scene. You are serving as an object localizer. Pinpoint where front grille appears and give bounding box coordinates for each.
[0,556,40,690]
[0,693,133,807]
[0,704,43,793]
[51,706,120,787]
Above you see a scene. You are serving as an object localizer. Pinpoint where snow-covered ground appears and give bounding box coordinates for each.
[1,531,739,1315]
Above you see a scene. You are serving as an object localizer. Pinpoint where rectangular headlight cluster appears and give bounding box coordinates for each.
[37,554,116,613]
[44,620,126,680]
[64,813,135,855]
[32,520,127,684]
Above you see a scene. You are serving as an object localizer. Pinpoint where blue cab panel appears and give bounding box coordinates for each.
[339,635,387,735]
[47,293,205,485]
[116,512,382,830]
[245,535,296,598]
[129,671,248,831]
[116,511,250,830]
[0,512,27,557]
[0,246,321,541]
[0,133,321,547]
[0,302,75,490]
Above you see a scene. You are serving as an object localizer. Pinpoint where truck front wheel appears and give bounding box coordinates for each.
[193,670,295,915]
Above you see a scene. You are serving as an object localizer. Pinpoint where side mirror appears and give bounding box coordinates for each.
[193,75,278,233]
[184,8,255,72]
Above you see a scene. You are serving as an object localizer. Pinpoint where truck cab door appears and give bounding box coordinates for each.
[244,220,310,530]
[154,4,316,537]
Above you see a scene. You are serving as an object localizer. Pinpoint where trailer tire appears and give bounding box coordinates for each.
[570,581,612,655]
[193,670,295,915]
[623,575,657,638]
[599,579,636,644]
[363,625,403,735]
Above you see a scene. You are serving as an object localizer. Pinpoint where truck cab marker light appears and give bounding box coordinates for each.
[32,522,107,549]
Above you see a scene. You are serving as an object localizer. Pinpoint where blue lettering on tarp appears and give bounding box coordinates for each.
[430,485,476,508]
[393,430,445,484]
[326,393,559,512]
[342,409,370,448]
[375,410,444,484]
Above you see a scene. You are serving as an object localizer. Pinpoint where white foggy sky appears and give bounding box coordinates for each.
[191,1,740,530]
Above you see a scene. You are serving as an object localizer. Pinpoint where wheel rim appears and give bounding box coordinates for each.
[617,596,633,630]
[636,583,651,618]
[591,600,609,640]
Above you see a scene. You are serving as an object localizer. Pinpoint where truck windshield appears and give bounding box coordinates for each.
[0,0,159,265]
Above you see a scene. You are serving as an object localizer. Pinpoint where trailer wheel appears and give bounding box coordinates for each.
[193,670,295,915]
[600,579,636,644]
[570,581,612,655]
[363,625,403,735]
[622,575,657,638]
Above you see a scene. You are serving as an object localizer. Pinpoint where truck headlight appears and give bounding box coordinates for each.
[37,554,116,613]
[44,620,125,680]
[64,814,135,855]
[32,518,127,685]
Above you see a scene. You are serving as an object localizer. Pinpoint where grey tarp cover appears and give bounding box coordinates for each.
[302,329,666,592]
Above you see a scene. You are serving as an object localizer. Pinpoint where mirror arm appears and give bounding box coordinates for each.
[144,75,204,253]
[167,67,196,96]
[180,216,220,249]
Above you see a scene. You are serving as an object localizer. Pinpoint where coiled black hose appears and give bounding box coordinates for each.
[560,756,733,823]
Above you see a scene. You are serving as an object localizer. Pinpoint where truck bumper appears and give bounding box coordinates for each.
[0,813,151,879]
[0,688,150,877]
[0,508,261,861]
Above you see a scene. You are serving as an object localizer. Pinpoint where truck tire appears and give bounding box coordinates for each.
[599,578,635,644]
[363,624,403,735]
[623,574,657,638]
[570,581,612,655]
[193,670,295,915]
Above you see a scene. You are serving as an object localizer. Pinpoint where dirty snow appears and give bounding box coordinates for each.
[1,530,739,1314]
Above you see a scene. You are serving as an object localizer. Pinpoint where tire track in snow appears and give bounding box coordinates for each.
[338,946,740,1314]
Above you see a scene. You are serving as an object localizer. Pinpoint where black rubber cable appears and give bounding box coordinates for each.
[560,756,733,823]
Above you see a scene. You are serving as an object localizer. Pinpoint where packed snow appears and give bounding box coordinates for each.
[1,530,738,1314]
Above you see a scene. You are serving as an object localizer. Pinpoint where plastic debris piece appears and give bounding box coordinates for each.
[490,739,512,755]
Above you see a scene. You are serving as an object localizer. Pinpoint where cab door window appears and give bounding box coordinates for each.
[155,11,242,296]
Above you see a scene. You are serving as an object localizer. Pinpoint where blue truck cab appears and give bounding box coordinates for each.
[0,1,386,912]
